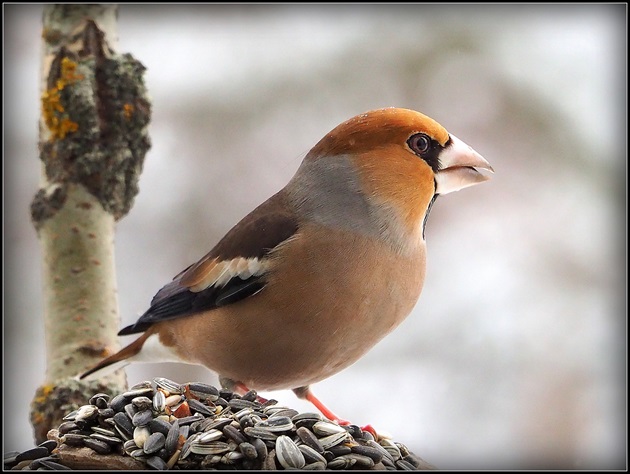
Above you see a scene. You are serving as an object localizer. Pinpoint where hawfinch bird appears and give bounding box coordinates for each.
[82,107,493,423]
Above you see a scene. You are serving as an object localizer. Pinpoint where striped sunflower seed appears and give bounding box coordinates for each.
[276,435,305,469]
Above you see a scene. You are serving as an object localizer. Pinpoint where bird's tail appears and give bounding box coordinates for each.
[80,331,152,381]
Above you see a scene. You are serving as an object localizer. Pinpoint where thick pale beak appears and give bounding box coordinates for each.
[435,135,494,194]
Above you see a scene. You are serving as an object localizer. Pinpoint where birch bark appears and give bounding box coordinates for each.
[30,4,151,443]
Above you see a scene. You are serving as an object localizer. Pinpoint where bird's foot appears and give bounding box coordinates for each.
[293,386,380,439]
[219,377,269,404]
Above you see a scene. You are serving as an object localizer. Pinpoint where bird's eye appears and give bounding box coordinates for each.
[407,133,431,156]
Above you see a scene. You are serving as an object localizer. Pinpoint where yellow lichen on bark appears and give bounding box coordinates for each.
[41,57,84,140]
[123,103,135,120]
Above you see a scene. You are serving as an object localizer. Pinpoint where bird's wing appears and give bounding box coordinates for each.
[118,191,298,336]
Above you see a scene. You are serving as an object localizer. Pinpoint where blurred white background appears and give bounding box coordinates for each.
[4,4,626,470]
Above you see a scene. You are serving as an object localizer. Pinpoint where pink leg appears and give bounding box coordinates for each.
[293,386,378,439]
[219,377,268,404]
[302,389,351,425]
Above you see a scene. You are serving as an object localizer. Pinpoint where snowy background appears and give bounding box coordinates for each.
[4,4,626,469]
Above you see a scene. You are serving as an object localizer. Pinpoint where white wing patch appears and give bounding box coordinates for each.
[189,257,268,292]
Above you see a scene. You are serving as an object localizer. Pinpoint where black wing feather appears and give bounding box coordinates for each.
[118,276,266,335]
[118,191,298,336]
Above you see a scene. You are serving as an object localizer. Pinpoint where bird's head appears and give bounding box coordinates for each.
[288,108,494,249]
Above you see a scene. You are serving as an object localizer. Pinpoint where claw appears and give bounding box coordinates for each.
[219,377,268,404]
[360,424,378,439]
[292,386,380,438]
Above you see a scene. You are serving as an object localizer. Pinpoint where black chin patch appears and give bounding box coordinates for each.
[422,194,438,240]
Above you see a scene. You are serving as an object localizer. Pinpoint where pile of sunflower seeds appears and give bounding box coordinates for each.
[5,378,431,470]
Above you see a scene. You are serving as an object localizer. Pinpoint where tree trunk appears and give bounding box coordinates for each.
[30,4,151,444]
